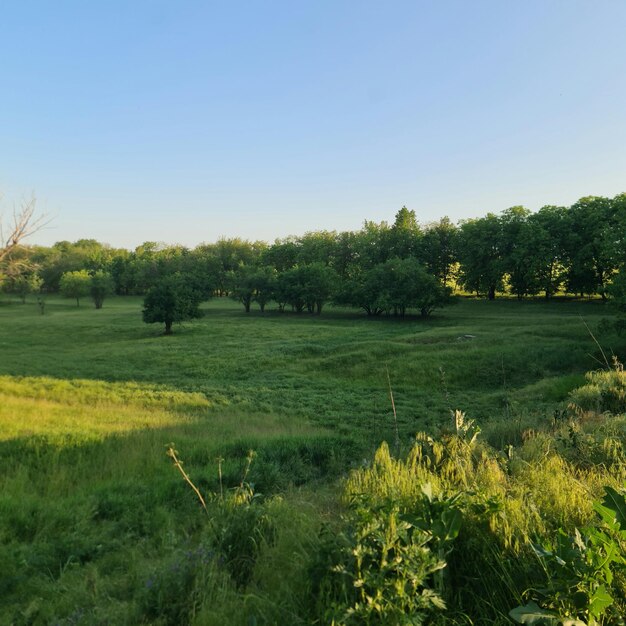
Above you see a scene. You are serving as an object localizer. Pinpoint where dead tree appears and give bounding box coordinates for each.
[0,195,48,277]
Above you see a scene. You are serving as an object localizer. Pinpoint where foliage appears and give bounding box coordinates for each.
[457,213,504,299]
[510,485,626,625]
[321,499,449,624]
[1,298,626,623]
[609,268,626,333]
[568,360,626,415]
[59,269,91,306]
[11,193,626,306]
[1,270,42,303]
[337,258,450,317]
[142,274,203,334]
[89,270,114,309]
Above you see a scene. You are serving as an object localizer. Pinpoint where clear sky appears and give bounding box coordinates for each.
[1,0,625,249]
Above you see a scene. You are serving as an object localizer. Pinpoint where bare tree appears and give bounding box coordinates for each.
[0,195,48,277]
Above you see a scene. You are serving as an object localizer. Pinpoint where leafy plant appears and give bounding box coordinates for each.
[324,498,448,625]
[569,359,626,416]
[510,485,626,625]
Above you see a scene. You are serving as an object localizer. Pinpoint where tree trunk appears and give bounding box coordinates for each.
[488,285,496,300]
[164,320,173,335]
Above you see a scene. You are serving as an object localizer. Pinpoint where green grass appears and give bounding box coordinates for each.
[0,295,621,441]
[0,295,624,624]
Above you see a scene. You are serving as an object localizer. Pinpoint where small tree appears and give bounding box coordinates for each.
[251,266,276,313]
[90,270,114,309]
[142,275,202,335]
[3,271,42,303]
[60,269,91,306]
[228,265,255,313]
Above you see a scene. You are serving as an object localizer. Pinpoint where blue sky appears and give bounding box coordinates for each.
[1,0,625,249]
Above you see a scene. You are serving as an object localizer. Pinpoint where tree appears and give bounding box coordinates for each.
[529,205,569,298]
[458,214,504,300]
[336,264,389,316]
[499,206,542,299]
[276,266,307,313]
[609,269,626,334]
[421,217,458,287]
[0,195,47,283]
[90,270,114,309]
[563,196,619,299]
[251,266,277,313]
[228,265,256,313]
[59,270,91,306]
[336,258,449,317]
[388,206,422,259]
[142,275,202,335]
[300,262,338,314]
[3,271,43,303]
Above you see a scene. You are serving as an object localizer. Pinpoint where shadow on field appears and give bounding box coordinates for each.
[0,421,365,497]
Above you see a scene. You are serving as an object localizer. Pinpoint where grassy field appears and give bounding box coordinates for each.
[0,296,620,439]
[0,295,624,624]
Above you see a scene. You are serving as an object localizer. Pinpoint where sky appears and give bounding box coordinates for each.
[1,0,625,249]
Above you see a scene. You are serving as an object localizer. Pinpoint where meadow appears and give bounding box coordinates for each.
[0,295,624,624]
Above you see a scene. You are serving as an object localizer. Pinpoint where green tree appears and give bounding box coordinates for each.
[297,231,339,266]
[142,275,202,335]
[337,258,448,317]
[380,257,450,317]
[529,205,569,298]
[251,266,277,313]
[563,196,619,298]
[336,264,389,316]
[300,262,338,314]
[499,206,542,299]
[90,270,114,309]
[59,270,91,306]
[262,238,300,273]
[3,271,43,303]
[276,266,307,313]
[388,206,422,259]
[458,214,503,300]
[228,265,256,313]
[609,269,626,333]
[421,217,458,287]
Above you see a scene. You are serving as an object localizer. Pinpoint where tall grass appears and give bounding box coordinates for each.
[1,296,625,623]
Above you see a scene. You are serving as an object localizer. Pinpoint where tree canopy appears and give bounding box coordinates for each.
[142,275,203,335]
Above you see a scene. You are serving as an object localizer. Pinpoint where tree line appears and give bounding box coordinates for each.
[2,194,625,320]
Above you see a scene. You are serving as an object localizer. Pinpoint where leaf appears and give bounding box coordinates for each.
[602,486,626,530]
[440,507,462,542]
[421,483,433,501]
[508,602,560,625]
[531,544,553,559]
[589,584,613,619]
[593,502,618,527]
[573,528,586,552]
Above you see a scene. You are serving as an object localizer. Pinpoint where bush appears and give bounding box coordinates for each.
[569,361,626,415]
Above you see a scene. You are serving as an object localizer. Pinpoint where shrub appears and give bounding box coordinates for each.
[569,360,626,415]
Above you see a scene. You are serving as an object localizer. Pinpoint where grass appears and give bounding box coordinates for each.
[0,295,621,442]
[0,294,624,624]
